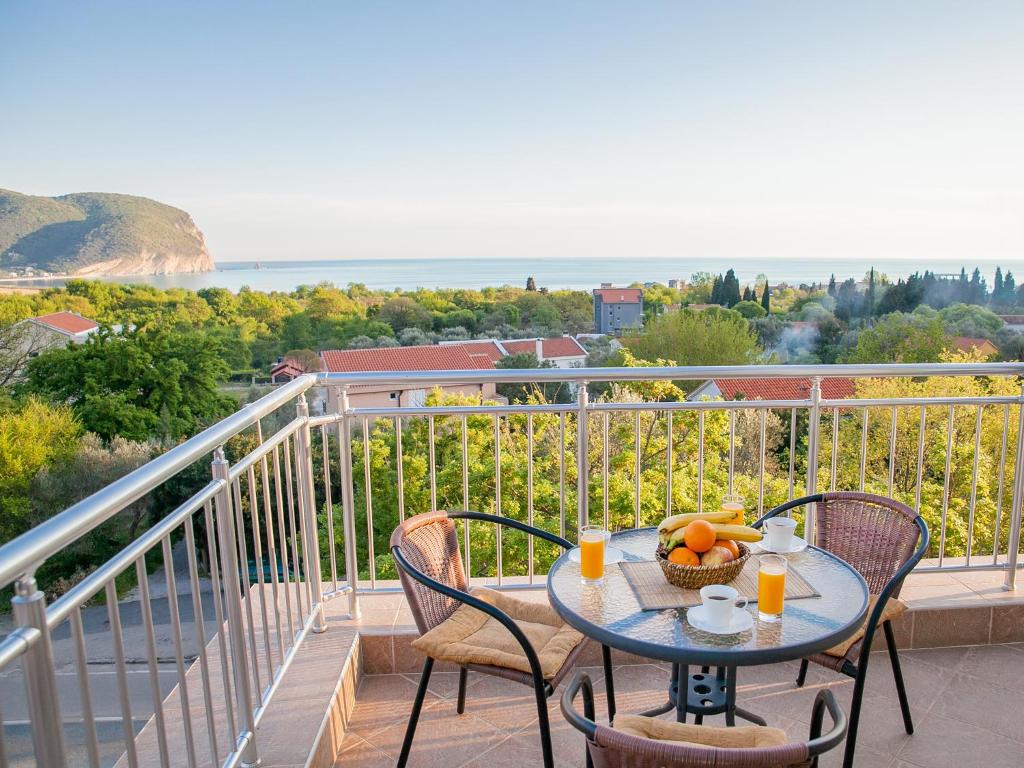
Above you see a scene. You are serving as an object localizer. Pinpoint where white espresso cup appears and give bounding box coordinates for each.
[698,584,748,628]
[766,517,798,552]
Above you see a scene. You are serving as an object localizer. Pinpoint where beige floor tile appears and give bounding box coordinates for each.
[347,674,437,741]
[955,643,1024,689]
[929,672,1024,743]
[333,733,392,767]
[895,711,1024,768]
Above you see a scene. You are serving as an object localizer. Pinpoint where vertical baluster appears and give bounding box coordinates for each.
[634,410,642,528]
[757,409,767,515]
[135,559,171,768]
[461,415,471,574]
[994,405,1010,564]
[247,466,275,677]
[395,415,406,523]
[283,437,307,620]
[161,537,198,768]
[576,383,590,534]
[697,411,705,513]
[271,447,296,642]
[788,407,797,500]
[232,478,263,697]
[727,410,736,495]
[428,415,437,512]
[1004,388,1024,590]
[260,447,286,660]
[806,377,822,538]
[602,412,610,530]
[559,413,567,540]
[106,582,138,768]
[887,406,898,497]
[939,405,955,566]
[296,394,326,632]
[333,387,361,619]
[494,413,503,585]
[857,408,869,491]
[915,407,926,516]
[184,516,222,765]
[321,424,339,592]
[830,408,839,491]
[70,608,102,768]
[202,501,237,736]
[362,416,376,589]
[966,406,984,565]
[528,413,535,582]
[665,411,674,516]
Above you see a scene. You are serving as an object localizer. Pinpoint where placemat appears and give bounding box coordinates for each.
[620,559,820,611]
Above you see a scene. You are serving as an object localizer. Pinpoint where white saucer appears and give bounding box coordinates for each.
[750,537,808,555]
[686,604,754,635]
[569,546,624,565]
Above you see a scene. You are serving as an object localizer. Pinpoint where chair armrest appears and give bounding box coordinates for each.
[450,511,573,550]
[559,671,598,739]
[751,494,823,530]
[391,544,549,692]
[807,689,847,757]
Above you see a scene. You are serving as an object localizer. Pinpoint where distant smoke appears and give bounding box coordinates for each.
[772,324,819,362]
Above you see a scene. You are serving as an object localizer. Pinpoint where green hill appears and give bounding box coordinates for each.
[0,189,214,275]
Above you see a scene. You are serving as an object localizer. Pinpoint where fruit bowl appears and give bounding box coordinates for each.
[656,542,751,590]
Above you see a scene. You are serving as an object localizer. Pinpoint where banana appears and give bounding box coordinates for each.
[657,510,735,534]
[709,523,763,542]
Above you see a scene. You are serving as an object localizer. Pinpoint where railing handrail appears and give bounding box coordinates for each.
[316,361,1024,387]
[0,374,317,588]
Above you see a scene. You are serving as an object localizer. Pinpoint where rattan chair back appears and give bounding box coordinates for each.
[390,511,468,634]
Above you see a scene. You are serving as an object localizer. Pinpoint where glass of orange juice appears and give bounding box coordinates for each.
[579,526,609,584]
[720,493,745,525]
[757,554,787,622]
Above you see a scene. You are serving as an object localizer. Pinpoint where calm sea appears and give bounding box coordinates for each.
[4,257,1017,293]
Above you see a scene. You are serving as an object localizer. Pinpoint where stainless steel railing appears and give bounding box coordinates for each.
[0,362,1021,767]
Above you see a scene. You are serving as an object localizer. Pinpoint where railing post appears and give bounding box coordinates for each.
[1004,384,1024,591]
[576,381,590,536]
[211,449,259,767]
[11,576,65,768]
[331,386,361,619]
[805,376,822,540]
[295,393,327,633]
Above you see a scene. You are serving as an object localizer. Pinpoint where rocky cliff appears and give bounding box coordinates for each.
[0,189,215,276]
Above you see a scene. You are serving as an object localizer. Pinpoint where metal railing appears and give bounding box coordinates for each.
[0,362,1021,767]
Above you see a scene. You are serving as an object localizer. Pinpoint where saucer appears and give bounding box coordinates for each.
[751,537,808,555]
[686,604,754,635]
[569,546,624,565]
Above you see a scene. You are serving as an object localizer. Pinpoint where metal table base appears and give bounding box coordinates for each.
[638,664,767,726]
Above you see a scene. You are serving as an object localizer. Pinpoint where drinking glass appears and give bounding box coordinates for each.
[757,554,788,622]
[579,525,609,584]
[719,493,745,525]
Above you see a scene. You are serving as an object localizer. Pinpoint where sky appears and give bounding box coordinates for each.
[2,1,1023,264]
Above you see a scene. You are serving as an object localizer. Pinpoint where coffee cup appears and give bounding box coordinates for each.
[698,584,747,628]
[766,517,798,552]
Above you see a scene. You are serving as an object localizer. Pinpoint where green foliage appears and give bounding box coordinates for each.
[732,300,766,319]
[844,312,947,363]
[625,308,763,372]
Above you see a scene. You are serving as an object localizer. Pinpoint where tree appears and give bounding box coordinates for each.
[865,268,876,317]
[514,293,563,333]
[710,275,724,305]
[722,269,741,307]
[843,313,946,363]
[732,300,766,319]
[22,329,234,441]
[495,353,568,403]
[760,282,770,313]
[526,276,537,292]
[282,349,322,372]
[938,303,1003,337]
[0,320,55,387]
[377,297,434,333]
[625,308,763,378]
[827,275,837,298]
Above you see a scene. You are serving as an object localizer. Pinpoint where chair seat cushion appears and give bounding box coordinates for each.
[613,714,788,748]
[824,594,907,658]
[411,587,584,679]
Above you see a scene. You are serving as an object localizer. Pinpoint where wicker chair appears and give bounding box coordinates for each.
[562,670,847,768]
[390,510,618,768]
[753,492,929,768]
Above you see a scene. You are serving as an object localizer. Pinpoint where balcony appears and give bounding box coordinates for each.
[1,363,1022,768]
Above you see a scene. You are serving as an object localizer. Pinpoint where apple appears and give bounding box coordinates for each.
[701,545,735,566]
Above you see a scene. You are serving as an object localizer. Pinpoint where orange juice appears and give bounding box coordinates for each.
[757,554,787,621]
[579,530,606,582]
[720,499,745,526]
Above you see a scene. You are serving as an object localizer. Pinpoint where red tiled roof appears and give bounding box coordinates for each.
[320,345,495,373]
[710,377,856,401]
[270,362,304,378]
[502,337,587,358]
[593,288,642,304]
[949,336,997,354]
[32,311,98,335]
[455,340,505,363]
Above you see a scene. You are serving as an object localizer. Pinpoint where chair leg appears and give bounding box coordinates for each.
[456,667,469,714]
[884,620,914,734]
[397,657,434,768]
[533,678,555,768]
[602,644,617,723]
[842,660,869,768]
[796,658,809,687]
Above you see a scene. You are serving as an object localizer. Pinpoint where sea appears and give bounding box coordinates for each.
[3,256,1019,294]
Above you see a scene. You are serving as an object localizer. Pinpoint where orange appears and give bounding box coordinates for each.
[667,546,700,567]
[683,519,717,554]
[716,539,740,559]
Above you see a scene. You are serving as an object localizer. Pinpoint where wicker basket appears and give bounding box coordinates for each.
[656,543,751,590]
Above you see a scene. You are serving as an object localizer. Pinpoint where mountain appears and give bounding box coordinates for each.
[0,189,215,276]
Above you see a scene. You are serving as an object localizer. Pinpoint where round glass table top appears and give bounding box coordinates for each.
[547,528,869,666]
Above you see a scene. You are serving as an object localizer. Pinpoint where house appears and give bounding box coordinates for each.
[319,344,500,407]
[996,315,1024,332]
[592,287,643,334]
[689,377,856,401]
[9,311,100,370]
[270,358,309,384]
[445,337,588,369]
[948,336,998,358]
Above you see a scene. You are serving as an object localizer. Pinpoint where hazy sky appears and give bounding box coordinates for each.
[2,1,1022,264]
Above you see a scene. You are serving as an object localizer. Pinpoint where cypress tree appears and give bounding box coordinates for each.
[827,274,837,298]
[526,276,537,291]
[761,281,770,313]
[711,275,724,305]
[993,267,1004,304]
[866,268,876,317]
[724,269,741,307]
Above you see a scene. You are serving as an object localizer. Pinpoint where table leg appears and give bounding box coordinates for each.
[724,667,737,726]
[675,664,688,723]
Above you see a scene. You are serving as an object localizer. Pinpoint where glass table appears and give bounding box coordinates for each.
[547,527,869,725]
